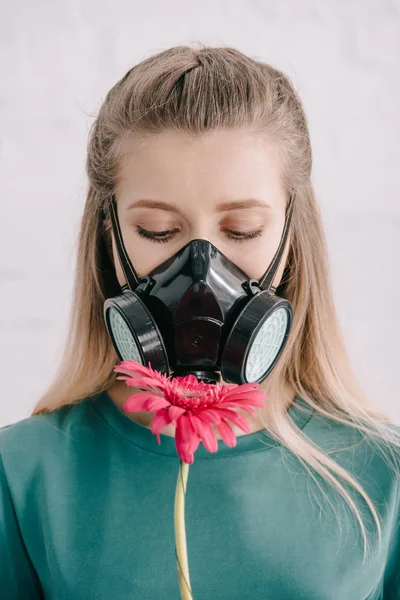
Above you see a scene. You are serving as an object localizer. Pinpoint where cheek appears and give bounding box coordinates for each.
[111,230,173,281]
[232,234,290,284]
[234,248,275,280]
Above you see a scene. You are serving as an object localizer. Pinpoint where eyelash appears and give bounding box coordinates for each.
[136,226,263,244]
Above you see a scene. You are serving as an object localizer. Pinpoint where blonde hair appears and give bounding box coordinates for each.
[31,44,400,563]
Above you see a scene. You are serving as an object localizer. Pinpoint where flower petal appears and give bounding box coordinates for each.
[144,396,171,412]
[226,382,259,393]
[115,360,154,377]
[217,402,257,414]
[190,414,218,453]
[168,405,186,422]
[130,375,168,392]
[196,408,222,424]
[221,396,266,410]
[214,418,237,447]
[188,414,206,438]
[211,407,252,434]
[151,408,172,444]
[224,387,267,405]
[183,374,200,386]
[123,392,161,412]
[114,360,170,393]
[115,374,166,395]
[177,414,196,443]
[116,360,167,384]
[175,421,200,464]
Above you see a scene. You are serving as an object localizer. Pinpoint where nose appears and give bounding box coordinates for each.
[189,239,217,277]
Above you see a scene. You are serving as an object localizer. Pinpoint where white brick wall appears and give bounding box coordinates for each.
[1,0,399,425]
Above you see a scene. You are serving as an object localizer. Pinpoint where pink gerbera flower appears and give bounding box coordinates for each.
[113,359,268,599]
[113,360,266,464]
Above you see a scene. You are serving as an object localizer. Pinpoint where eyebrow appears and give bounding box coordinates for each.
[127,198,272,212]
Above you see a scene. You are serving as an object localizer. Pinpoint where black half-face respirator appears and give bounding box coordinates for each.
[104,195,294,384]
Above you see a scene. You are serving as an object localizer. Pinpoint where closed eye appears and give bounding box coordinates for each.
[135,225,263,244]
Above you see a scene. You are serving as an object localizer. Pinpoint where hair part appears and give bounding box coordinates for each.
[31,43,400,563]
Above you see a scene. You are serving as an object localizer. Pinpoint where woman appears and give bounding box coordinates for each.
[1,44,399,599]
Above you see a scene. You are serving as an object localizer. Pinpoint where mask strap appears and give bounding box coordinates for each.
[259,195,294,290]
[109,195,140,290]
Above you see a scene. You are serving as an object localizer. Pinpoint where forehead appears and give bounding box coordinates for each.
[116,129,285,207]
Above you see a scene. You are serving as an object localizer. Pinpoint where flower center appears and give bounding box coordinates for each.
[168,383,217,410]
[180,390,203,399]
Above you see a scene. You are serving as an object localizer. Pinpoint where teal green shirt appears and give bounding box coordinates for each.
[0,391,399,599]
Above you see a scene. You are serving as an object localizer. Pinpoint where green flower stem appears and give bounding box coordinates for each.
[174,460,194,599]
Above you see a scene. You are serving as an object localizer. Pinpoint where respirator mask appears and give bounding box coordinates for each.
[104,195,294,384]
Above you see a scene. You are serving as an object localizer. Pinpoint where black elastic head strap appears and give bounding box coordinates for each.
[109,195,140,291]
[109,193,294,292]
[258,194,294,290]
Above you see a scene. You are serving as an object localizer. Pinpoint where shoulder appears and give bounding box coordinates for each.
[305,408,400,501]
[0,410,62,461]
[307,406,400,464]
[0,402,76,452]
[0,396,99,482]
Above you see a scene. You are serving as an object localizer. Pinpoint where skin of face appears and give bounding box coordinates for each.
[107,129,293,437]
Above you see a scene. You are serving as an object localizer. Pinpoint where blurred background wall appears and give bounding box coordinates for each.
[1,0,399,426]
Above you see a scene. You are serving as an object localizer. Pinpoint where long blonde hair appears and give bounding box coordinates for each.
[31,44,400,563]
